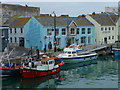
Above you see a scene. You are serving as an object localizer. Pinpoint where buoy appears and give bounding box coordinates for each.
[59,77,64,81]
[58,61,64,66]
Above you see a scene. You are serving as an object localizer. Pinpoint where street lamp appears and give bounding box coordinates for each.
[52,11,57,52]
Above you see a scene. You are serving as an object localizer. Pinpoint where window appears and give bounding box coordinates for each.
[109,36,111,40]
[81,37,86,43]
[10,28,12,33]
[56,29,59,36]
[88,36,91,44]
[112,27,114,30]
[14,28,16,33]
[101,28,103,31]
[10,37,12,43]
[105,27,107,30]
[76,28,79,34]
[82,28,85,34]
[62,28,66,35]
[47,29,52,36]
[88,28,91,34]
[112,36,114,39]
[109,27,111,30]
[21,28,23,33]
[15,37,17,43]
[70,28,75,34]
[68,52,71,54]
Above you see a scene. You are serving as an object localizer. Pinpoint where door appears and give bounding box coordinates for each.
[19,37,24,47]
[104,37,107,44]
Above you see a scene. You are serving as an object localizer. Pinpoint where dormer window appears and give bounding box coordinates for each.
[70,28,75,35]
[62,28,66,35]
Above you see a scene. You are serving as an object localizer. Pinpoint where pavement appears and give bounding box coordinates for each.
[0,44,112,61]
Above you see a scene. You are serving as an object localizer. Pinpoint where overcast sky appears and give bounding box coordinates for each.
[1,0,120,2]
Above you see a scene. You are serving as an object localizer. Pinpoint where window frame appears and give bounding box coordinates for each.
[87,28,91,34]
[70,28,75,35]
[81,28,85,34]
[62,28,66,35]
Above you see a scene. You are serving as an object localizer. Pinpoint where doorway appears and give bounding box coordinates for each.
[104,37,107,44]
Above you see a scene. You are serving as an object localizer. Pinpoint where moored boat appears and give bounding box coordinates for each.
[112,42,120,56]
[0,48,21,77]
[57,48,98,64]
[20,55,64,78]
[0,67,21,77]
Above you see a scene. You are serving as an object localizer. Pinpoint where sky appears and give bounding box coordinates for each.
[1,0,119,16]
[1,0,120,2]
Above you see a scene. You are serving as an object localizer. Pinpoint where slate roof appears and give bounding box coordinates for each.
[35,16,94,27]
[89,14,116,26]
[8,17,31,28]
[8,16,93,27]
[108,15,119,23]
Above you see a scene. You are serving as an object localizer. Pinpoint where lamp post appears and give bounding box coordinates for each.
[52,11,57,52]
[44,36,47,53]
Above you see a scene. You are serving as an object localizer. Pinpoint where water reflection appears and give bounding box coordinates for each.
[113,56,120,61]
[57,55,118,88]
[2,55,118,88]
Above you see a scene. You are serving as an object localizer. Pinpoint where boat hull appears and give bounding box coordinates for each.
[0,68,21,77]
[20,67,60,78]
[112,49,120,56]
[59,55,98,64]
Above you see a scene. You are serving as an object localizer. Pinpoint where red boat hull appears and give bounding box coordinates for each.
[0,67,21,77]
[20,67,60,78]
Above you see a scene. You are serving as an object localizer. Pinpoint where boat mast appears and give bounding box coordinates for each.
[7,48,15,67]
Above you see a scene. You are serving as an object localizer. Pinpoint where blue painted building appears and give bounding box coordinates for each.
[24,15,94,49]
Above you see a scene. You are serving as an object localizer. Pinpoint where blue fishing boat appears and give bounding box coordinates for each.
[0,48,21,77]
[112,42,120,56]
[57,48,98,64]
[0,67,21,77]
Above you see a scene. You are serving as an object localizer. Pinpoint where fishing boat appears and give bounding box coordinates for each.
[20,55,64,78]
[0,48,21,77]
[112,42,120,56]
[57,48,98,64]
[0,66,21,77]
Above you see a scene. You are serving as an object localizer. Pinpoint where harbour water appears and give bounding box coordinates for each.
[2,55,118,89]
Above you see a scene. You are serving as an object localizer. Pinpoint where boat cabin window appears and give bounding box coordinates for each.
[68,52,71,54]
[46,61,48,64]
[72,52,76,54]
[41,60,54,65]
[49,61,52,64]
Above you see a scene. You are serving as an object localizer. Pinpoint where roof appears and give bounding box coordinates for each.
[108,15,119,23]
[35,16,94,27]
[89,14,116,26]
[9,17,31,27]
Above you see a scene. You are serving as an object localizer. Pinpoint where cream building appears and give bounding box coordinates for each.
[86,13,118,44]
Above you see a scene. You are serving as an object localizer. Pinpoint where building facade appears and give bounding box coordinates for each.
[0,3,40,52]
[24,16,94,49]
[8,17,31,47]
[0,26,9,51]
[86,13,118,44]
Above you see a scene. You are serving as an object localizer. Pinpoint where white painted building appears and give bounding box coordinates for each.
[8,17,31,47]
[86,13,118,44]
[9,27,24,46]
